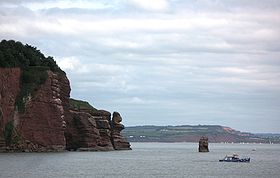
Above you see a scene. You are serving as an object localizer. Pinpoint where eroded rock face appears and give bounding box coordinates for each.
[199,136,209,152]
[65,110,102,151]
[65,108,114,151]
[111,112,131,150]
[93,110,114,150]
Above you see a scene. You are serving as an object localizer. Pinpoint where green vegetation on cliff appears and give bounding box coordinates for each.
[4,121,14,146]
[16,66,49,113]
[0,107,2,119]
[0,40,65,113]
[69,98,98,112]
[3,121,21,146]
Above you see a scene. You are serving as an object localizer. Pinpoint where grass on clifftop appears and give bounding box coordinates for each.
[70,98,98,112]
[0,39,65,113]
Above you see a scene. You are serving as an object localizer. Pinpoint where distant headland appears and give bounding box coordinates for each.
[122,125,280,144]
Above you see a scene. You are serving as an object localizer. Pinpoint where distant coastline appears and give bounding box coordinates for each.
[122,125,280,144]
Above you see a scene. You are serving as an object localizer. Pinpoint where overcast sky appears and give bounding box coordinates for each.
[0,0,279,133]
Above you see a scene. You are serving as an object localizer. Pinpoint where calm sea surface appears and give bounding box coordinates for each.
[0,143,279,178]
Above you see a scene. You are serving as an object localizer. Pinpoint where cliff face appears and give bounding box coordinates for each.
[17,71,70,151]
[0,69,70,151]
[0,68,131,152]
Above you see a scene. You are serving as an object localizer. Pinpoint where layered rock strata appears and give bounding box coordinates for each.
[65,107,131,151]
[64,110,102,151]
[65,108,115,151]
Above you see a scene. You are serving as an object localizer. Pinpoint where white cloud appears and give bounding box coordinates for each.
[57,57,90,74]
[23,0,112,11]
[213,67,254,74]
[57,57,79,70]
[116,97,147,104]
[127,0,169,11]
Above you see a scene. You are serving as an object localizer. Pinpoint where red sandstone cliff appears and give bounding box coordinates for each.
[0,69,70,151]
[0,68,131,152]
[17,71,70,151]
[0,68,21,150]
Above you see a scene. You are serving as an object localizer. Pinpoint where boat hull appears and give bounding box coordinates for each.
[219,158,250,163]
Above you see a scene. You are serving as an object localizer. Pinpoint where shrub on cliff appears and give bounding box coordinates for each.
[16,67,49,113]
[69,98,98,112]
[4,121,14,146]
[0,40,63,73]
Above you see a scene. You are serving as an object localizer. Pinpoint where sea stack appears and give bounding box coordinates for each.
[111,112,131,150]
[198,136,209,152]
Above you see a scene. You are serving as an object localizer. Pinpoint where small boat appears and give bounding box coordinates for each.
[219,154,250,163]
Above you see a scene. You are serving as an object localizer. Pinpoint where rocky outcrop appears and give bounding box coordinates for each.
[111,112,131,150]
[65,106,131,151]
[65,110,103,151]
[198,136,209,152]
[65,108,115,151]
[0,67,131,152]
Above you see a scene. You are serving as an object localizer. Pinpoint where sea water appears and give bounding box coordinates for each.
[0,143,279,178]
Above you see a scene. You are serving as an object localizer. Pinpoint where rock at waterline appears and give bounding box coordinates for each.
[199,136,209,152]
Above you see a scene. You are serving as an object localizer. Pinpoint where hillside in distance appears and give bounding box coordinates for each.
[122,125,280,144]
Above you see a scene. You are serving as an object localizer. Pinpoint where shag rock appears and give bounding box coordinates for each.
[199,136,209,152]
